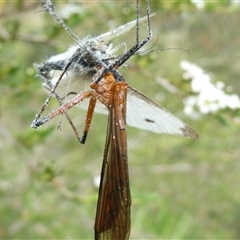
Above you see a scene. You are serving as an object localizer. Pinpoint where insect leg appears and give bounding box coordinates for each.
[31,91,94,129]
[79,97,97,144]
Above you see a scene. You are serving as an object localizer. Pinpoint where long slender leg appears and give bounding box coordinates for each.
[79,97,97,144]
[54,92,82,141]
[31,91,94,128]
[32,61,72,125]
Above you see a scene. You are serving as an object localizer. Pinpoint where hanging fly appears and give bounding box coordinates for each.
[32,1,198,239]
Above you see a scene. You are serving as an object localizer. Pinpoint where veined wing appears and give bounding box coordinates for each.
[95,82,131,240]
[126,86,198,139]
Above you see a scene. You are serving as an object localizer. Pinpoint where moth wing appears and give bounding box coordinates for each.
[96,14,155,42]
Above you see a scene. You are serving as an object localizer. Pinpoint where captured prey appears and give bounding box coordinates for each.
[32,1,197,139]
[32,0,198,239]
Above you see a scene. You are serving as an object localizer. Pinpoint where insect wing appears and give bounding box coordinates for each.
[126,86,198,139]
[96,14,155,42]
[95,82,131,240]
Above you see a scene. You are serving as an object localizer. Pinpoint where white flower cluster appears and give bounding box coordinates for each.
[180,60,240,119]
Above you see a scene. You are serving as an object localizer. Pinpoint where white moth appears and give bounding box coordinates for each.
[34,12,198,139]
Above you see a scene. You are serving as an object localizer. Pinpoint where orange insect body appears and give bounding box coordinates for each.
[93,72,130,239]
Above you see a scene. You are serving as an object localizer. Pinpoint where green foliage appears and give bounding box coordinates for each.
[1,1,240,239]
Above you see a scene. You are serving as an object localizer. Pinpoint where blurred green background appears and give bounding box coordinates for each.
[1,0,240,239]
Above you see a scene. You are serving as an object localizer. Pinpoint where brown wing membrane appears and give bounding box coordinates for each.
[94,81,131,240]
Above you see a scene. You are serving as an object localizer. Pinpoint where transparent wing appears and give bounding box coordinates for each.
[126,86,198,139]
[96,14,155,42]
